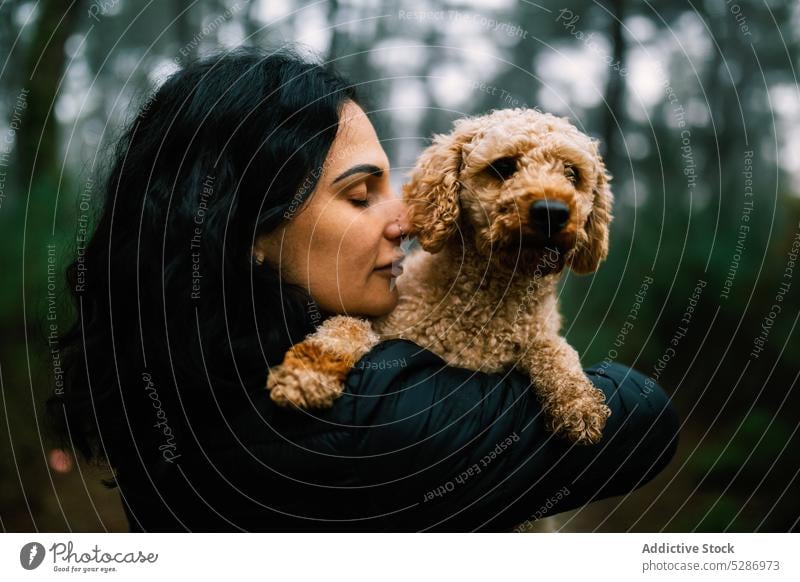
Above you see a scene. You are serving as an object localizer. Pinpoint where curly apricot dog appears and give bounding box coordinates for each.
[267,108,613,444]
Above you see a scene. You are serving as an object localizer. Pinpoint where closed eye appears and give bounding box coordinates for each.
[339,181,372,208]
[485,156,518,180]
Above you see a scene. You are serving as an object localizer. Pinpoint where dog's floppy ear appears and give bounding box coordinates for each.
[569,153,613,274]
[403,121,476,253]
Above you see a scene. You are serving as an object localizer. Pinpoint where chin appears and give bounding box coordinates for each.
[524,245,568,274]
[483,241,568,276]
[476,229,571,274]
[357,286,400,318]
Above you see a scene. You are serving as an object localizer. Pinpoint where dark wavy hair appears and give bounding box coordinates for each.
[46,47,358,481]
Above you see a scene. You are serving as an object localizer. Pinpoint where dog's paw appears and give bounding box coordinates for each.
[267,364,344,409]
[548,387,611,445]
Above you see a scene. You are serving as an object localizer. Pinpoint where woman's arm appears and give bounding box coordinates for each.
[123,338,679,532]
[345,339,680,532]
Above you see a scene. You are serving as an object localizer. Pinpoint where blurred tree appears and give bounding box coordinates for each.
[18,0,84,188]
[1,0,798,532]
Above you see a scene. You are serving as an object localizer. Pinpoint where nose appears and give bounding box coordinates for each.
[384,197,411,241]
[529,200,570,236]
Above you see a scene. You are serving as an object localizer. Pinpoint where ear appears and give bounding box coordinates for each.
[569,157,613,274]
[403,123,474,253]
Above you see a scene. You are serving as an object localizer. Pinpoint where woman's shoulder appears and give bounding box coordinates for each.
[344,338,444,391]
[200,337,533,456]
[344,338,532,395]
[340,338,538,445]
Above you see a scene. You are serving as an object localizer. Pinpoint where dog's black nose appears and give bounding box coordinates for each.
[529,200,570,236]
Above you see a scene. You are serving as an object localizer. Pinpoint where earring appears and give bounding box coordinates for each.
[253,254,265,266]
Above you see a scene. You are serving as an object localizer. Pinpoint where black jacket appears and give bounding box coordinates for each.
[119,339,680,532]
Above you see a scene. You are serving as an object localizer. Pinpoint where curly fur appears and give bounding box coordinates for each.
[268,108,614,444]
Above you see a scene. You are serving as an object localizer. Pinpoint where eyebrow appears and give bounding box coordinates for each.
[331,163,384,185]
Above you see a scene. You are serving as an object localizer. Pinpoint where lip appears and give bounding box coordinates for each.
[374,264,404,276]
[374,255,406,271]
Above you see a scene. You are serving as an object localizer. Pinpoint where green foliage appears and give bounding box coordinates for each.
[1,0,798,532]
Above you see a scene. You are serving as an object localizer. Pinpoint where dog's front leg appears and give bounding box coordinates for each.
[519,335,611,444]
[267,315,381,408]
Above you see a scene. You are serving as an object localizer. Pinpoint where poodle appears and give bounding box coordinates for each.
[266,108,614,444]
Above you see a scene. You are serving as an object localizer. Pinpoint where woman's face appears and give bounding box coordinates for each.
[254,101,410,317]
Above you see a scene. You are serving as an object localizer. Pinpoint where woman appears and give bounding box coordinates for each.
[48,47,679,532]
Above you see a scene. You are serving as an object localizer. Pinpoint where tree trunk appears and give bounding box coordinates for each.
[601,0,626,162]
[18,0,84,189]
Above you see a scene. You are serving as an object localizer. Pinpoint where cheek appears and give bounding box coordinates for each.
[283,208,362,288]
[331,212,382,282]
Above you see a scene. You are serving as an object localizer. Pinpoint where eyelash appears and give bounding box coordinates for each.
[347,184,370,208]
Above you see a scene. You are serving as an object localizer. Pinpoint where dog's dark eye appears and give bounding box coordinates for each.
[564,164,580,185]
[485,156,518,180]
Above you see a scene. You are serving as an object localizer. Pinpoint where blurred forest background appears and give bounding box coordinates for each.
[1,0,799,532]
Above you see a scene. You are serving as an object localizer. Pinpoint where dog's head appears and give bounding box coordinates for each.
[404,108,613,275]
